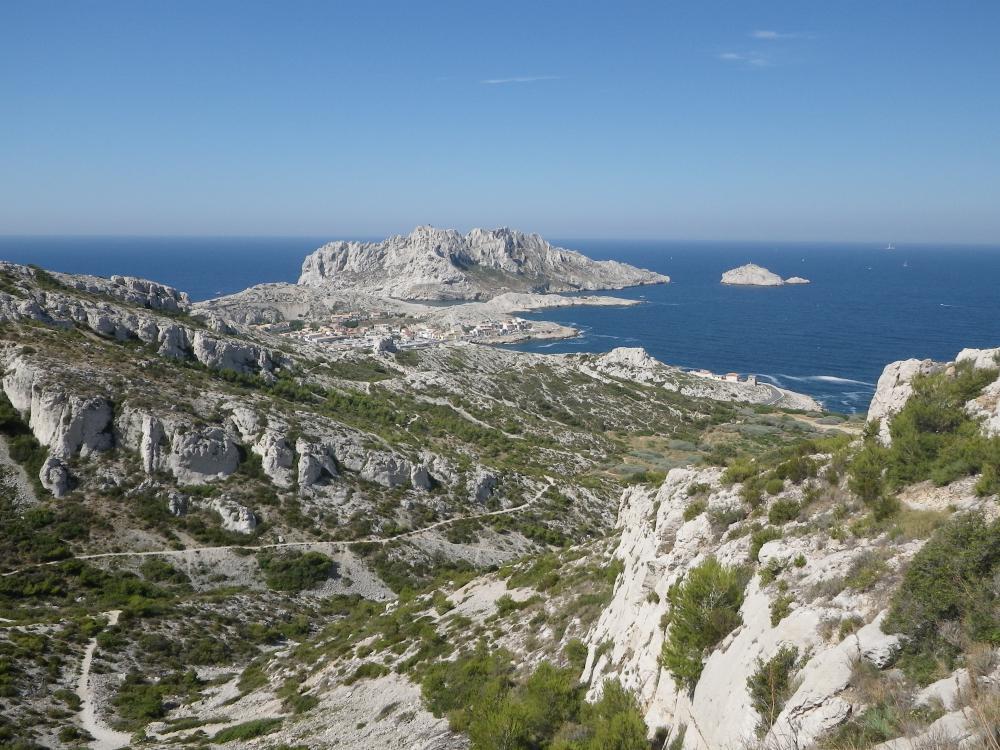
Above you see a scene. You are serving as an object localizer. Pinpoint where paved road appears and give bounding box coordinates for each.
[760,383,786,406]
[2,478,554,578]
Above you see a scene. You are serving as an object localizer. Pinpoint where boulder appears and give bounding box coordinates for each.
[38,456,72,497]
[470,468,498,503]
[166,491,189,517]
[203,497,257,534]
[296,440,339,488]
[410,464,432,491]
[856,611,902,668]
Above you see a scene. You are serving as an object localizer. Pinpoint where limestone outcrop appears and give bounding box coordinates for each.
[0,262,282,377]
[1,357,113,458]
[582,466,929,750]
[298,226,669,300]
[867,358,941,444]
[585,347,821,411]
[867,348,1000,444]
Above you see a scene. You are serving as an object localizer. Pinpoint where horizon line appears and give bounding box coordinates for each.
[1,233,999,248]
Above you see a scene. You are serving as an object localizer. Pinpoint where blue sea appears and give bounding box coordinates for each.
[2,236,999,414]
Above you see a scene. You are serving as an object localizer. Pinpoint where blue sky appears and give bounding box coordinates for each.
[2,1,998,241]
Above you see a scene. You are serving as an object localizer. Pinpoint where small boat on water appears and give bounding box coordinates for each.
[885,242,895,250]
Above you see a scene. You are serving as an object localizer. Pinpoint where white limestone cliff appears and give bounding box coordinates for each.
[582,466,928,750]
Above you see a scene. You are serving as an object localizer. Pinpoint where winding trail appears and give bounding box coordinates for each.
[2,478,554,577]
[77,610,130,750]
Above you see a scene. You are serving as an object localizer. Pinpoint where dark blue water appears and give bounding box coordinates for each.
[2,236,999,413]
[0,236,325,301]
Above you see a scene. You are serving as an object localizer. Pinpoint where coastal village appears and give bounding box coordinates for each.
[259,310,536,351]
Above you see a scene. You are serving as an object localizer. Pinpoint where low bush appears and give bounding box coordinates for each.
[747,645,798,736]
[883,513,1000,683]
[764,478,785,496]
[421,642,649,750]
[661,557,750,691]
[211,718,282,743]
[749,526,782,563]
[767,499,800,525]
[256,551,337,592]
[683,499,707,522]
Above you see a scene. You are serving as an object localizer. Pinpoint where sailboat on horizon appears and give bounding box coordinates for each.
[885,242,896,250]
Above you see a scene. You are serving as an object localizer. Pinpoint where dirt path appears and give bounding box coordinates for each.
[3,477,554,577]
[77,610,131,750]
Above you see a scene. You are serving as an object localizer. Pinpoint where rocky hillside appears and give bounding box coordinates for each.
[0,260,827,749]
[297,226,669,300]
[1,260,995,750]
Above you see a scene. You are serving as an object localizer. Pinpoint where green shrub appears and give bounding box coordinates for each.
[749,527,782,562]
[883,513,1000,683]
[855,364,1000,503]
[344,661,390,685]
[686,482,711,497]
[211,718,282,743]
[722,459,757,485]
[767,499,800,525]
[257,551,337,592]
[740,475,766,509]
[764,478,784,496]
[420,643,647,749]
[661,558,750,691]
[113,669,201,729]
[747,645,798,736]
[770,593,794,626]
[683,499,707,522]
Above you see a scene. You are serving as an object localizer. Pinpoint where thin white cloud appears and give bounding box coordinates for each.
[479,75,561,85]
[718,51,771,67]
[751,29,810,40]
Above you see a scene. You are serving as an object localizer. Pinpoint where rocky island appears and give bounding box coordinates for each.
[721,263,811,286]
[298,225,670,300]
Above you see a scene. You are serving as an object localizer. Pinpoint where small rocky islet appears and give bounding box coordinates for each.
[721,262,811,286]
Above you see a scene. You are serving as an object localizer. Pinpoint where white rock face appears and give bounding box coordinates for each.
[297,440,339,489]
[202,497,257,534]
[191,330,277,375]
[867,358,940,444]
[298,226,669,300]
[721,264,786,286]
[955,346,1000,370]
[0,263,282,377]
[785,276,811,284]
[1,358,113,458]
[58,272,190,311]
[167,427,240,484]
[252,429,295,488]
[582,467,930,750]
